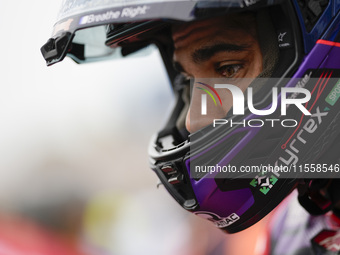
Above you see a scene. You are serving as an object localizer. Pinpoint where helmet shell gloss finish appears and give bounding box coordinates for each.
[42,0,340,233]
[148,0,340,233]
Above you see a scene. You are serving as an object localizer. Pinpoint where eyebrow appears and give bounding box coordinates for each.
[192,43,251,63]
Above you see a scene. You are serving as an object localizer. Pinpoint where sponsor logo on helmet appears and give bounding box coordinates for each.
[194,211,240,228]
[277,71,334,174]
[277,29,293,48]
[250,170,280,195]
[80,11,120,24]
[278,32,287,42]
[79,5,150,25]
[288,72,312,100]
[279,106,329,164]
[325,79,340,106]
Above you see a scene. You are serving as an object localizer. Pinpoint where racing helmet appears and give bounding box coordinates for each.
[41,0,340,233]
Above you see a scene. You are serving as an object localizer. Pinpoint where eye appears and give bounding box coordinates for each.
[216,64,242,78]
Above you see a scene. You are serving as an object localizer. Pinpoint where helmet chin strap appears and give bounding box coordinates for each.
[298,179,340,217]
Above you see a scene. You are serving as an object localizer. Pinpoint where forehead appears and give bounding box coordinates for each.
[172,13,257,49]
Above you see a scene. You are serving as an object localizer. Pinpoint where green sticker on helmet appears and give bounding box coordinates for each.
[250,174,278,195]
[325,79,340,106]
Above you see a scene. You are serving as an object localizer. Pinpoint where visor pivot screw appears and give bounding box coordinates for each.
[161,165,176,175]
[168,174,183,185]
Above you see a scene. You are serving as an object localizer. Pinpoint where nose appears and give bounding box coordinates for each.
[186,81,228,133]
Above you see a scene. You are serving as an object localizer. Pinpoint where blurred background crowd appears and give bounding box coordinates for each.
[0,1,264,254]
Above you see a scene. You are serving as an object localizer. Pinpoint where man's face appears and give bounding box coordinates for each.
[172,14,263,133]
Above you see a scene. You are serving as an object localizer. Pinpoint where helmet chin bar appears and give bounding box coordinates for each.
[149,134,199,211]
[149,73,198,211]
[150,70,340,233]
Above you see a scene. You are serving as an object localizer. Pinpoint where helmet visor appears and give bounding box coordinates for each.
[41,0,283,65]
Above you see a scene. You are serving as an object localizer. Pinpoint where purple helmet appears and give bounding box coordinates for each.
[41,0,340,233]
